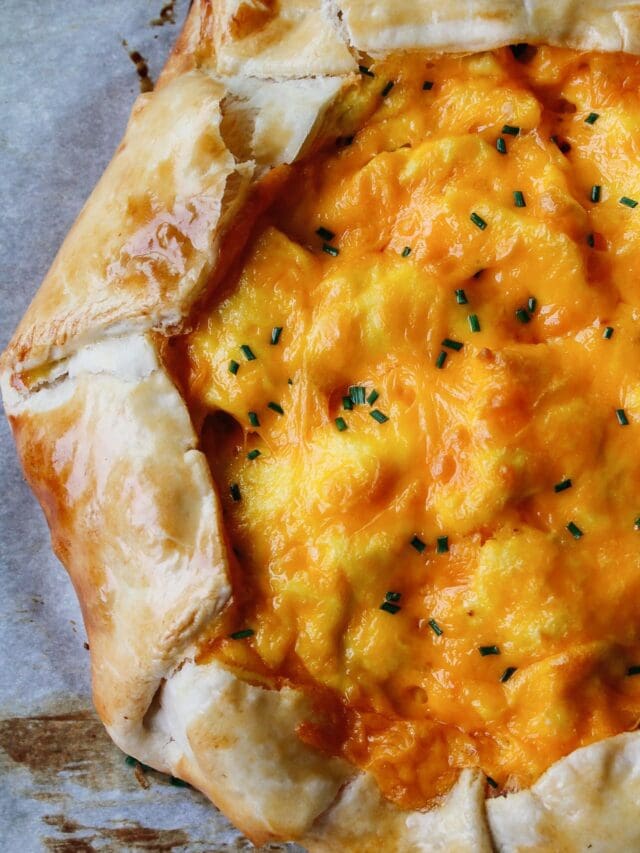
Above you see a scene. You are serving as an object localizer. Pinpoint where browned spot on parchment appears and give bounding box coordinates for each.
[151,1,178,26]
[42,814,192,852]
[121,40,154,93]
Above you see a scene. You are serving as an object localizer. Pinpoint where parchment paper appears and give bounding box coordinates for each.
[0,3,296,850]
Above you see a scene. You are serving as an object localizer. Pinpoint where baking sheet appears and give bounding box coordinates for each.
[0,3,295,849]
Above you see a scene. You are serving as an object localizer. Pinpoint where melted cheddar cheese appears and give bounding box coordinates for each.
[176,47,640,808]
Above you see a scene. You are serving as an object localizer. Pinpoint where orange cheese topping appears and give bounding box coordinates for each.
[178,47,640,807]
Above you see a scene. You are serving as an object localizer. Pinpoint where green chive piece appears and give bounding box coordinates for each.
[428,618,443,636]
[566,521,583,539]
[367,389,379,406]
[479,645,501,656]
[288,378,293,385]
[635,517,640,531]
[169,777,191,788]
[359,64,374,77]
[435,351,448,369]
[627,665,640,676]
[422,80,434,90]
[502,124,520,136]
[513,190,526,208]
[528,296,537,313]
[230,483,241,502]
[486,776,499,789]
[248,411,260,427]
[380,601,401,614]
[323,243,339,256]
[229,359,240,375]
[500,666,517,683]
[385,591,402,602]
[585,112,599,125]
[342,396,353,410]
[620,196,638,209]
[603,326,614,339]
[456,289,468,304]
[335,416,348,432]
[468,314,481,333]
[268,402,284,415]
[591,185,602,203]
[247,449,261,460]
[616,408,630,426]
[381,80,394,97]
[350,386,366,405]
[370,409,389,424]
[401,246,411,257]
[271,326,283,345]
[240,344,256,361]
[230,628,254,640]
[470,212,487,230]
[473,269,484,279]
[316,226,335,241]
[125,755,138,767]
[496,137,507,155]
[410,535,426,554]
[442,338,463,351]
[515,307,531,324]
[587,233,595,247]
[554,479,572,493]
[436,536,449,553]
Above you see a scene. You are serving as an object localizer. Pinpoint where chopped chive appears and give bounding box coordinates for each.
[585,112,599,125]
[370,409,389,424]
[554,479,572,493]
[620,196,638,209]
[240,344,256,361]
[247,449,261,460]
[335,416,348,432]
[513,190,526,208]
[435,351,448,369]
[470,212,487,230]
[603,326,614,339]
[456,289,468,304]
[169,776,191,788]
[323,242,339,256]
[635,517,640,531]
[410,535,426,554]
[496,137,507,155]
[359,64,374,77]
[468,314,481,333]
[422,80,434,90]
[587,232,595,248]
[270,326,283,345]
[385,591,402,602]
[551,135,571,153]
[527,296,537,313]
[515,307,531,324]
[336,135,354,147]
[342,396,353,410]
[350,386,366,405]
[500,666,517,683]
[486,776,499,789]
[616,408,630,426]
[316,226,335,241]
[627,665,640,676]
[428,618,443,636]
[367,389,379,405]
[125,755,138,767]
[502,124,520,136]
[479,645,500,656]
[401,246,411,257]
[442,338,463,351]
[436,536,449,553]
[473,269,484,279]
[566,521,583,539]
[380,601,401,614]
[229,359,240,375]
[230,483,241,502]
[248,411,260,428]
[591,185,601,203]
[230,628,254,640]
[268,401,284,415]
[288,377,293,385]
[381,81,394,97]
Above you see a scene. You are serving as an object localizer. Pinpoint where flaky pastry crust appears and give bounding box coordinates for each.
[5,2,640,850]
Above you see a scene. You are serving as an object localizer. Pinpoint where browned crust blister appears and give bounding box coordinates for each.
[4,2,640,850]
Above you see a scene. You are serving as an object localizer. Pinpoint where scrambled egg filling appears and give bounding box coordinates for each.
[179,47,640,807]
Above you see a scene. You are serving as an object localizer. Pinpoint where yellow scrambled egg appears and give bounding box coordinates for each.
[177,46,640,807]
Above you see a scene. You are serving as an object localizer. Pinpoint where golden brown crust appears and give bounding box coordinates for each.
[6,2,640,850]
